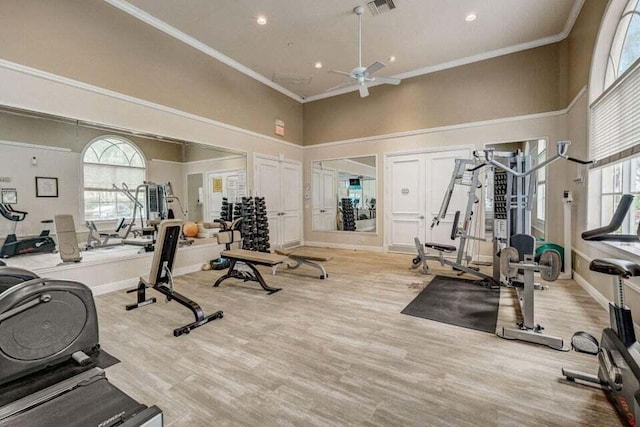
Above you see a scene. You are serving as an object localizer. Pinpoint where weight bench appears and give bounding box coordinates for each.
[274,248,332,279]
[214,249,286,294]
[126,219,223,336]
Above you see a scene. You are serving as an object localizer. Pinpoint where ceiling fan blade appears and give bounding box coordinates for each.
[328,70,353,77]
[374,76,401,85]
[359,84,370,98]
[325,81,357,92]
[364,61,385,76]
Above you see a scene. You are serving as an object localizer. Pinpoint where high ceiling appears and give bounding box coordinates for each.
[110,0,582,102]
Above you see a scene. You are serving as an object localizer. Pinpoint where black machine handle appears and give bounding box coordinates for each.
[582,194,639,242]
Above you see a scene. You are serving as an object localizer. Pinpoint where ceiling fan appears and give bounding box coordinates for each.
[327,6,401,98]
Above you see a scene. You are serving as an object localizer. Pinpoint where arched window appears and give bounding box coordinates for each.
[83,136,146,221]
[589,0,640,236]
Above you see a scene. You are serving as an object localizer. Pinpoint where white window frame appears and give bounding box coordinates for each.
[588,0,640,255]
[81,136,147,222]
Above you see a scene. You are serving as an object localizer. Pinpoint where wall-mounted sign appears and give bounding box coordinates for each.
[275,119,285,137]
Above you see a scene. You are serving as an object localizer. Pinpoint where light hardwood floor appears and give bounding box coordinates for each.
[96,248,620,426]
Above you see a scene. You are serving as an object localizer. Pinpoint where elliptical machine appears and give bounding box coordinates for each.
[562,194,640,426]
[0,189,56,258]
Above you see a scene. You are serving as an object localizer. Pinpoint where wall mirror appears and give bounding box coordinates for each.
[0,105,247,240]
[312,156,376,233]
[483,139,547,241]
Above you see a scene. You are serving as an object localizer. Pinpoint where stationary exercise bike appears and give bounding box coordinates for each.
[562,194,640,426]
[0,189,56,258]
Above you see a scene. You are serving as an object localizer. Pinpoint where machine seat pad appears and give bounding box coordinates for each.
[590,258,640,277]
[425,243,457,253]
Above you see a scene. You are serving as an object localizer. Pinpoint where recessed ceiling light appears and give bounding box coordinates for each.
[314,62,323,69]
[465,13,477,22]
[389,56,396,63]
[287,42,293,47]
[257,16,267,25]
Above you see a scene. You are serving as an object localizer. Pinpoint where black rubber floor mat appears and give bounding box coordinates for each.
[0,348,120,407]
[401,275,500,334]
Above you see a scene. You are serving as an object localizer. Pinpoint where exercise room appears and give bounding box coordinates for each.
[0,0,637,425]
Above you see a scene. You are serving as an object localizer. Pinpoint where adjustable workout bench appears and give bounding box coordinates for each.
[274,248,332,279]
[127,219,223,336]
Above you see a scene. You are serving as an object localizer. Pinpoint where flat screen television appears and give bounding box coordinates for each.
[349,178,361,187]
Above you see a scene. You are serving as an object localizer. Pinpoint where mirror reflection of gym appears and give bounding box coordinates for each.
[312,156,376,233]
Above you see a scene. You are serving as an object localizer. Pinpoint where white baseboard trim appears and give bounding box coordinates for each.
[573,272,609,311]
[91,262,204,296]
[303,241,384,253]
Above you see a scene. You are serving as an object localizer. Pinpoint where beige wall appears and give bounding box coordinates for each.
[303,44,565,145]
[561,0,610,103]
[0,0,303,145]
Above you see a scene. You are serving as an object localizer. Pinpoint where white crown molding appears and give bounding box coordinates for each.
[303,86,587,149]
[302,0,586,103]
[103,0,303,103]
[0,139,72,153]
[0,59,303,150]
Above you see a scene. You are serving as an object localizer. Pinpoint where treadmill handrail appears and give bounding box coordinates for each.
[582,194,639,242]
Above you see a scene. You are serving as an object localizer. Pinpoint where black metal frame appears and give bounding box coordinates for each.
[213,258,282,294]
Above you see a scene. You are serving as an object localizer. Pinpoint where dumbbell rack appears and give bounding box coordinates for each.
[235,197,271,253]
[341,198,356,231]
[220,197,233,222]
[254,197,270,253]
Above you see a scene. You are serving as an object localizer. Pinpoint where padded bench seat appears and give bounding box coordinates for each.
[425,243,457,253]
[215,249,286,294]
[221,249,286,266]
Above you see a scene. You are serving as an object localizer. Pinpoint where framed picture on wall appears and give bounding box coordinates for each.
[35,177,59,198]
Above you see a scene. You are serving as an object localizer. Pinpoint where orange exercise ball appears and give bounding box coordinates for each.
[183,222,199,238]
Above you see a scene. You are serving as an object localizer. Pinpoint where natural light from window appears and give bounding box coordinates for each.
[83,137,146,221]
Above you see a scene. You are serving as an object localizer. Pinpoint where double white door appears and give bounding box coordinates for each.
[312,167,336,231]
[254,155,302,248]
[387,148,471,252]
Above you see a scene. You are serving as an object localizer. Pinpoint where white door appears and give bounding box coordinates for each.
[280,161,302,246]
[425,149,472,244]
[312,168,336,231]
[254,157,282,246]
[387,154,426,251]
[321,169,336,231]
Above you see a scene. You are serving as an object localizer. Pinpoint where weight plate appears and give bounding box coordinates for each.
[539,250,561,282]
[500,247,519,278]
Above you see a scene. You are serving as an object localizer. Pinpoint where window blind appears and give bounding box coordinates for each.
[591,60,640,166]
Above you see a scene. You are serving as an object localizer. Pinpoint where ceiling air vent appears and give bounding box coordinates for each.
[272,73,312,86]
[367,0,396,16]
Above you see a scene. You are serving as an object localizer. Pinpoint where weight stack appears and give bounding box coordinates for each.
[341,198,356,231]
[254,196,271,253]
